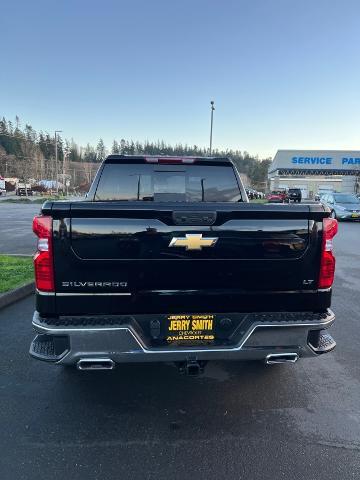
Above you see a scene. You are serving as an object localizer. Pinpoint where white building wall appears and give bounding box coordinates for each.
[269,175,348,198]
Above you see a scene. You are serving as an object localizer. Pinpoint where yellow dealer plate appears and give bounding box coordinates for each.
[166,314,215,345]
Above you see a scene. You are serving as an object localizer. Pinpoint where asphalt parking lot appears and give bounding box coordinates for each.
[0,203,41,254]
[0,200,81,254]
[0,208,359,479]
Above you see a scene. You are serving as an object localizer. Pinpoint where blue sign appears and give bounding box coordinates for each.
[292,157,332,165]
[342,157,360,165]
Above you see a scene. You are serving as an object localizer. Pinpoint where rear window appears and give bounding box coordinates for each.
[95,164,242,202]
[334,194,359,203]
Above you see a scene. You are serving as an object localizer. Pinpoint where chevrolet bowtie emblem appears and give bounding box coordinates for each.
[169,233,218,251]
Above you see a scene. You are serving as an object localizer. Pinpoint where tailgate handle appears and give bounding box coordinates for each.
[172,211,217,226]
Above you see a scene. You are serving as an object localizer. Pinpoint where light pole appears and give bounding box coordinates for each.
[209,100,215,156]
[62,148,71,196]
[63,147,70,184]
[54,130,62,194]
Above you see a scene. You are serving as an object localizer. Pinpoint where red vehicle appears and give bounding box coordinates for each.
[267,189,289,203]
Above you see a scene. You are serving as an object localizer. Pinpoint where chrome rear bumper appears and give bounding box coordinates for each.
[30,309,335,365]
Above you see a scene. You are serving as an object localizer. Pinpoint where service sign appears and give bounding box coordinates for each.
[269,150,360,174]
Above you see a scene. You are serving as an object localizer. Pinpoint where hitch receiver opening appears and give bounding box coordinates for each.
[176,360,207,376]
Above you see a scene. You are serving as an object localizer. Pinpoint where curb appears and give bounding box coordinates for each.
[0,282,35,310]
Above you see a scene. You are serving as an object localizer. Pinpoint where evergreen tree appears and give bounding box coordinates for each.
[111,140,119,154]
[0,117,8,134]
[128,140,135,155]
[0,114,271,188]
[120,139,126,154]
[15,115,20,133]
[83,143,96,163]
[96,138,106,161]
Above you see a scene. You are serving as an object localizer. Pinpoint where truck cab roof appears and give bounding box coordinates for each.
[104,155,232,165]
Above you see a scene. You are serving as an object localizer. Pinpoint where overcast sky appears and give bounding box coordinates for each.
[1,0,360,157]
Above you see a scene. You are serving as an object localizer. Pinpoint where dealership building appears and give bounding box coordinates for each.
[268,150,360,199]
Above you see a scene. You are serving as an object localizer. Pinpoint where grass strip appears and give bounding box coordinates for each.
[0,255,34,293]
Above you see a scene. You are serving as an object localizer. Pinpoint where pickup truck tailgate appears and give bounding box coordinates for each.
[44,202,328,315]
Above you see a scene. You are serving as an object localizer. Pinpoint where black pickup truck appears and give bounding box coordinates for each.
[30,155,338,374]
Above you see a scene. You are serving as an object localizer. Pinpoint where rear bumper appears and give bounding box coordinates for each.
[30,309,336,365]
[337,212,360,220]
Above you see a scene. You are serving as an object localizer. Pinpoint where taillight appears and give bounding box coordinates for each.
[33,216,54,292]
[318,218,338,289]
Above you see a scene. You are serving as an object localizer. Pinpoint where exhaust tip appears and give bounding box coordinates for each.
[77,358,115,371]
[265,353,298,365]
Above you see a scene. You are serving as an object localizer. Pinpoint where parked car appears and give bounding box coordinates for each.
[245,188,253,200]
[30,155,337,374]
[321,193,360,220]
[288,188,302,203]
[246,188,256,200]
[254,190,264,199]
[16,183,33,196]
[267,189,289,203]
[246,188,263,200]
[316,192,329,203]
[0,176,6,196]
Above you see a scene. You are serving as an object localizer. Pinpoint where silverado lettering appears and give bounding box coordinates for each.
[30,155,337,374]
[61,281,128,288]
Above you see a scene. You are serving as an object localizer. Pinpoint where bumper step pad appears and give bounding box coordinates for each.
[309,330,336,354]
[30,334,69,362]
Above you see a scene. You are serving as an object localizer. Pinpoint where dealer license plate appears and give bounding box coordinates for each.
[166,314,215,345]
[351,213,359,218]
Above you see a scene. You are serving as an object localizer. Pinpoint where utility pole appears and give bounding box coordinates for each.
[209,100,215,156]
[54,130,62,194]
[63,147,70,196]
[62,149,66,180]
